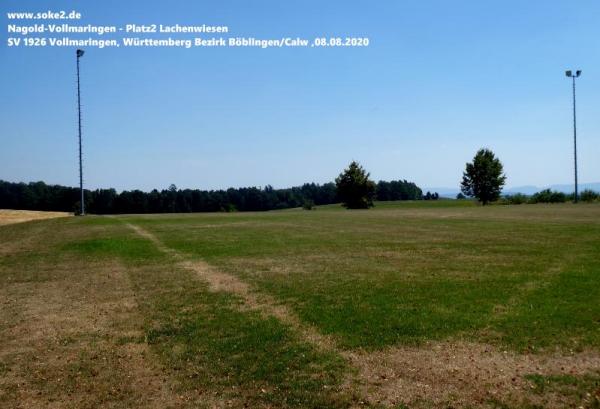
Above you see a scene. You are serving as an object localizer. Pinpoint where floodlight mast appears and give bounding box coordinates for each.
[76,49,85,215]
[565,69,581,203]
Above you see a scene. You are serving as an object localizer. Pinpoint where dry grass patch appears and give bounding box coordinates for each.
[0,209,71,226]
[345,340,600,408]
[0,256,183,409]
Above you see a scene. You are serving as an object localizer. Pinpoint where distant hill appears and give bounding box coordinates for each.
[506,183,600,195]
[425,183,600,198]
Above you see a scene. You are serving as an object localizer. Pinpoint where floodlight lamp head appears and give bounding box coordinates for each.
[565,70,572,77]
[76,49,85,58]
[576,70,582,77]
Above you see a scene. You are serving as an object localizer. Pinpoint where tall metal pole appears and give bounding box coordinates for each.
[572,75,578,203]
[566,69,581,203]
[76,49,85,215]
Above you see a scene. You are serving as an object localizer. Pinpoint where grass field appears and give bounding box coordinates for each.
[1,201,599,408]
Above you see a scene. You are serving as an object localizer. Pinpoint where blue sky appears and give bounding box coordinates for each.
[1,0,599,192]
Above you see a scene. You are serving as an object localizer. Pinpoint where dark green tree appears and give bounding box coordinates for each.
[335,161,376,209]
[461,148,506,205]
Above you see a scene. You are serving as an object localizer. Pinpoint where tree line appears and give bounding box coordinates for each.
[0,178,424,214]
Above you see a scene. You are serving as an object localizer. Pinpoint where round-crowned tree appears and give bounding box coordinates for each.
[335,161,376,209]
[461,149,506,205]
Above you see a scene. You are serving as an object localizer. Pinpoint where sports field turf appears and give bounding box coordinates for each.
[1,201,599,408]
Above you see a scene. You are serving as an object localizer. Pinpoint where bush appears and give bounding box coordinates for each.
[503,193,528,205]
[580,189,599,203]
[529,189,567,204]
[302,199,315,210]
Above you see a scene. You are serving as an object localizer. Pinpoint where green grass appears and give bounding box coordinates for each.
[525,372,600,407]
[125,203,600,351]
[318,199,478,210]
[3,201,600,407]
[128,262,349,408]
[142,290,347,407]
[62,237,163,263]
[58,221,350,407]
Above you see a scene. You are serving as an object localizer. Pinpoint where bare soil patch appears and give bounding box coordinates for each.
[0,209,71,226]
